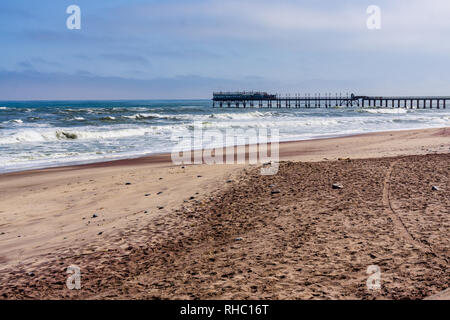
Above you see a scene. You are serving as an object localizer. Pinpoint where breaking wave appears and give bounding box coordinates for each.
[359,108,408,114]
[0,126,173,144]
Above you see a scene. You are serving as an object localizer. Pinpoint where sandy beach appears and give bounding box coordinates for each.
[0,127,449,299]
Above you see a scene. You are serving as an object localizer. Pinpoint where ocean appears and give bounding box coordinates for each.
[0,99,449,173]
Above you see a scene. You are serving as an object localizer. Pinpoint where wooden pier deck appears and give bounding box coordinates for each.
[212,92,448,109]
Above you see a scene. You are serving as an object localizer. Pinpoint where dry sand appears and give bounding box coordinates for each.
[0,127,448,299]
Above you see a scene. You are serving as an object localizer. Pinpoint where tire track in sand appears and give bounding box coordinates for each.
[383,159,449,299]
[382,160,416,243]
[383,159,444,262]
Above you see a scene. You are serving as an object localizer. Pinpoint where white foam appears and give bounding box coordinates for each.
[123,112,197,120]
[361,108,408,114]
[208,111,272,120]
[0,126,174,144]
[2,105,450,173]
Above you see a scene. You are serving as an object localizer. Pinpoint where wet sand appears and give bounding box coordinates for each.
[0,127,449,299]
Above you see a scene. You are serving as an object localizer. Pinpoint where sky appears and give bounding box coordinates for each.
[1,0,450,100]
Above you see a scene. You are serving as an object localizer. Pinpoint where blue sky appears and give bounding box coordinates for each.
[1,0,450,99]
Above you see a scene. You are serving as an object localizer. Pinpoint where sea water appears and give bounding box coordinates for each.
[0,100,449,173]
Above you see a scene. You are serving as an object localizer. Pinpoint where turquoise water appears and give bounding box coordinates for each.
[1,100,449,172]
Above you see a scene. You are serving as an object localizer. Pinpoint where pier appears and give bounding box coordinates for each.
[212,92,448,109]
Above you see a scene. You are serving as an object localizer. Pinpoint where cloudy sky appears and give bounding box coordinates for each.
[1,0,450,100]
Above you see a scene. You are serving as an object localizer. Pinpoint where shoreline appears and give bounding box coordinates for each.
[2,126,449,177]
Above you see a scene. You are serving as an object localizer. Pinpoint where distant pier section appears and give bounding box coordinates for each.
[212,91,448,109]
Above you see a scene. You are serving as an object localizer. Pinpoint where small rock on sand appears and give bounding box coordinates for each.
[332,183,344,189]
[157,206,164,210]
[271,190,281,194]
[145,194,150,197]
[125,182,131,185]
[432,186,440,191]
[92,214,98,218]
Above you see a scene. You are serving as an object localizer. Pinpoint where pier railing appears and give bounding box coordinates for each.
[212,93,448,109]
